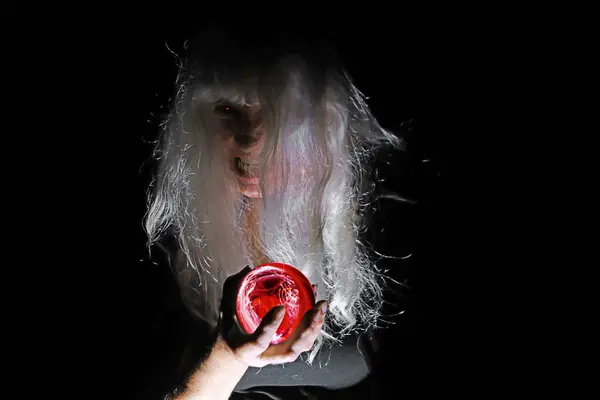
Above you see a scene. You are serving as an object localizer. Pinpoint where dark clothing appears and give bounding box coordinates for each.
[236,334,371,391]
[133,151,420,399]
[135,285,378,399]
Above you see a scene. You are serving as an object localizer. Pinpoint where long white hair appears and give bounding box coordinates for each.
[145,30,403,363]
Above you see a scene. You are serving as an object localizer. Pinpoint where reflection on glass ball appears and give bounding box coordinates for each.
[236,262,316,344]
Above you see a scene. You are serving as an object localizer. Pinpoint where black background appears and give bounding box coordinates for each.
[8,14,463,398]
[124,24,451,397]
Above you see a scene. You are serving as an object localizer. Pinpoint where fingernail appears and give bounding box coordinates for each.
[320,303,327,315]
[276,306,286,319]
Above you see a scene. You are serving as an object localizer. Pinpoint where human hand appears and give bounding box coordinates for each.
[218,265,327,368]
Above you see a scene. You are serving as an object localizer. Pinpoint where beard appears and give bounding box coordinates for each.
[169,120,335,328]
[145,56,399,361]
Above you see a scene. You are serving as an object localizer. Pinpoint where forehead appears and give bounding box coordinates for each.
[193,79,261,110]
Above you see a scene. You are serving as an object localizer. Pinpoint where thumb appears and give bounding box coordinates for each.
[251,305,286,348]
[231,264,252,282]
[221,265,252,317]
[219,265,254,344]
[223,265,252,297]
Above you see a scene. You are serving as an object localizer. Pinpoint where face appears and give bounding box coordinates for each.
[213,101,266,198]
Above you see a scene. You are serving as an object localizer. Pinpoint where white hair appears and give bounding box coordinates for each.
[145,31,403,364]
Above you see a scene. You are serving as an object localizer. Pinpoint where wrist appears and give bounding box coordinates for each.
[179,335,248,399]
[212,334,249,371]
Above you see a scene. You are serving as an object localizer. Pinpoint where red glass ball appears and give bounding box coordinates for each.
[235,262,315,345]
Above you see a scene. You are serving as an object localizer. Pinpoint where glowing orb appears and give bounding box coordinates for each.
[235,262,315,344]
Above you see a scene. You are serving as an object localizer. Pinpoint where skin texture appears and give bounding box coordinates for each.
[174,266,328,399]
[216,102,266,199]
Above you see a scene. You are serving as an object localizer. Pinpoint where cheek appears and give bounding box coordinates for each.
[216,126,238,157]
[250,137,266,157]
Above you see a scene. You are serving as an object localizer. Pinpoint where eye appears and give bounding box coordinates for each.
[214,103,241,118]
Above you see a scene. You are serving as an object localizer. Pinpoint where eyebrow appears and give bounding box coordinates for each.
[215,97,248,108]
[194,86,258,108]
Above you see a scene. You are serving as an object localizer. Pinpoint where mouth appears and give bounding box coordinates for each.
[233,157,264,198]
[233,156,261,187]
[234,157,259,177]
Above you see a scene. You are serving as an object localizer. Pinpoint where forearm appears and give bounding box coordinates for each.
[174,336,249,400]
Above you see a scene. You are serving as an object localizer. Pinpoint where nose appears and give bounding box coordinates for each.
[234,133,260,147]
[234,118,264,148]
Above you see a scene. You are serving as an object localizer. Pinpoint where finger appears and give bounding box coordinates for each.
[233,314,242,331]
[226,314,245,343]
[221,265,252,315]
[264,300,327,357]
[223,265,252,296]
[219,265,253,340]
[234,264,253,279]
[253,305,286,347]
[288,301,327,355]
[239,305,286,356]
[258,351,302,366]
[257,302,326,366]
